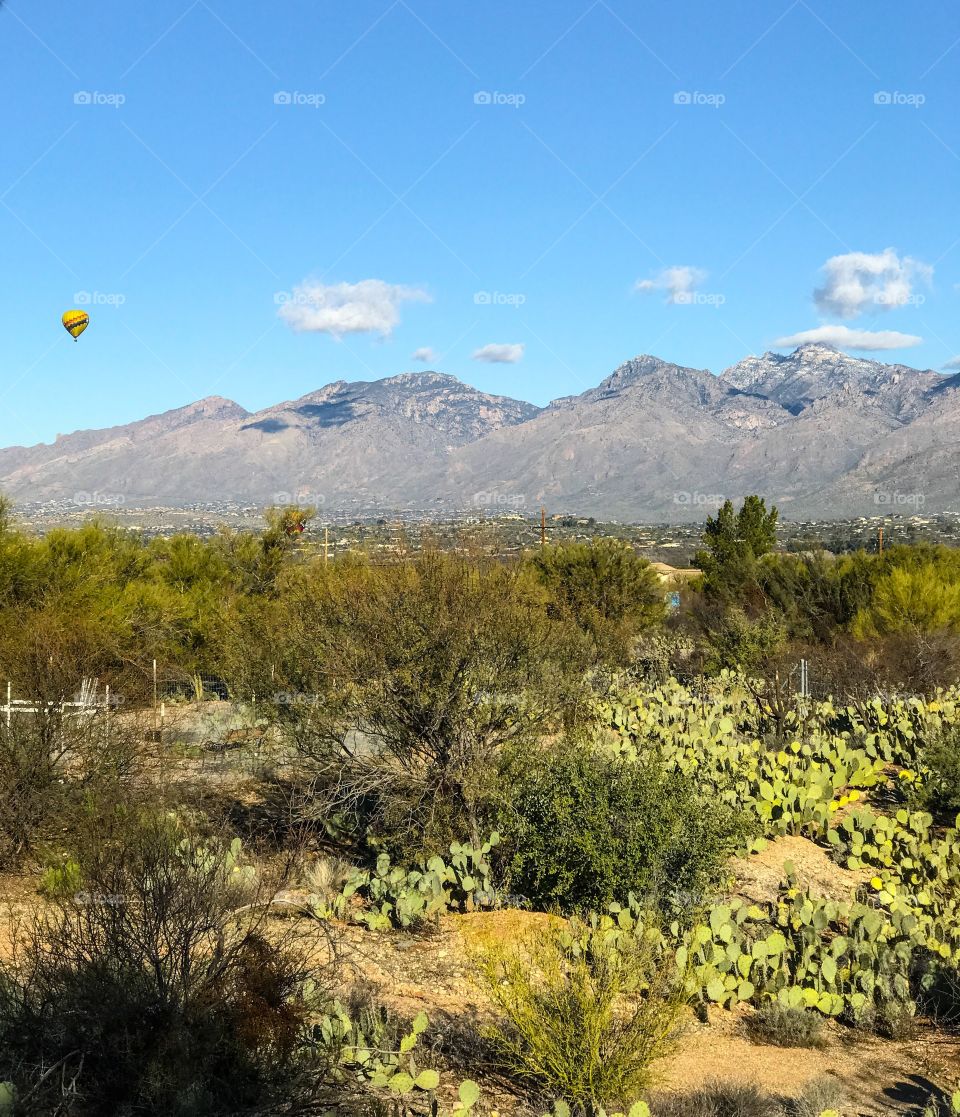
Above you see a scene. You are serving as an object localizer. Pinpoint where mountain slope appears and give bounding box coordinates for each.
[0,375,539,508]
[424,356,791,519]
[2,347,958,520]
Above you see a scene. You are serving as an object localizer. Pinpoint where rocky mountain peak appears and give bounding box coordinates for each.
[720,345,938,417]
[2,348,958,519]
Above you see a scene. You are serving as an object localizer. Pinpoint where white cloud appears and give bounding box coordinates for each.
[278,279,431,338]
[635,265,707,305]
[813,248,932,318]
[411,347,437,363]
[774,325,923,351]
[472,343,525,364]
[943,356,960,370]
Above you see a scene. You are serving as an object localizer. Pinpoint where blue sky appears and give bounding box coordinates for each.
[1,0,959,447]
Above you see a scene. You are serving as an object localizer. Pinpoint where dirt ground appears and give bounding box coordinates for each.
[310,906,960,1116]
[2,705,958,1115]
[277,834,958,1117]
[3,850,958,1115]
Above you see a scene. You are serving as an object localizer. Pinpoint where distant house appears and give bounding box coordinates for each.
[649,561,701,584]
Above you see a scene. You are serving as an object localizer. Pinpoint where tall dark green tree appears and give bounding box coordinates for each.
[696,496,779,601]
[736,494,779,557]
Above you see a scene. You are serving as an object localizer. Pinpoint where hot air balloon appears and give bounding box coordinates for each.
[62,310,89,341]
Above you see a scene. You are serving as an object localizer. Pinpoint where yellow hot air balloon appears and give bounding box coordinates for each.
[62,309,89,341]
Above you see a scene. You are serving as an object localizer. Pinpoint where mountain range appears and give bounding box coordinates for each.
[3,343,959,521]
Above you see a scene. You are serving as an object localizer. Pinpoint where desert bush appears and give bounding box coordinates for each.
[743,1003,825,1048]
[528,539,666,663]
[841,993,917,1040]
[0,812,330,1116]
[791,1077,846,1117]
[911,723,960,819]
[477,918,685,1111]
[499,740,747,916]
[0,712,141,869]
[652,1082,781,1117]
[226,552,592,859]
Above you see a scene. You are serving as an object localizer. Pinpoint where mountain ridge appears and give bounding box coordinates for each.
[2,347,957,521]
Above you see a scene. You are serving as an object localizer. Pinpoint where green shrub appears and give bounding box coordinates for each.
[651,1081,781,1117]
[0,714,141,870]
[793,1077,847,1117]
[477,918,684,1112]
[913,723,960,819]
[743,1003,825,1049]
[0,814,329,1116]
[38,858,82,900]
[499,741,749,916]
[528,539,666,663]
[226,552,591,860]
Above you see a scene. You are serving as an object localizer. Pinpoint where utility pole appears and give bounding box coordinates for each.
[324,525,329,563]
[878,524,884,555]
[540,506,546,547]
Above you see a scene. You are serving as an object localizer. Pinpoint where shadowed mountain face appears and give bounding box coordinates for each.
[1,347,958,520]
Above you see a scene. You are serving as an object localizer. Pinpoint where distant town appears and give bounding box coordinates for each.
[12,499,960,566]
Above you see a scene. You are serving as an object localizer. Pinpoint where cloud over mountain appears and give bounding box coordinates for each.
[277,279,431,338]
[635,265,708,305]
[813,249,931,318]
[472,343,525,363]
[774,325,923,351]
